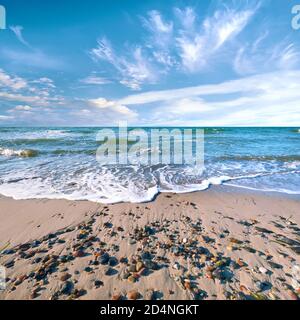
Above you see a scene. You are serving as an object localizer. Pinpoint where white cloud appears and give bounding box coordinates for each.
[117,69,300,126]
[119,70,300,105]
[90,3,259,89]
[13,105,33,111]
[90,38,156,90]
[88,97,138,122]
[0,69,27,90]
[80,75,111,85]
[175,5,258,72]
[0,115,14,120]
[234,35,300,75]
[144,10,173,34]
[0,69,63,107]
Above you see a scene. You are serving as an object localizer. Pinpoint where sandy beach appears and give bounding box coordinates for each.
[0,187,299,300]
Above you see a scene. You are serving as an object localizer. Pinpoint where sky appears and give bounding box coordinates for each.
[0,0,300,126]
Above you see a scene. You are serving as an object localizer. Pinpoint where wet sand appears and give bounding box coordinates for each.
[0,188,300,300]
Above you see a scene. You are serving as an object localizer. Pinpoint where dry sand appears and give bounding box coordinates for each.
[0,187,300,300]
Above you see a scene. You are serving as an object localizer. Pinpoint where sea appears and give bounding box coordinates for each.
[0,127,299,203]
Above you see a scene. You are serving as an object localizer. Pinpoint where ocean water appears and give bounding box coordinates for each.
[0,127,299,203]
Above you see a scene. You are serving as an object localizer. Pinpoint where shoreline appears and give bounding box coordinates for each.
[0,188,300,300]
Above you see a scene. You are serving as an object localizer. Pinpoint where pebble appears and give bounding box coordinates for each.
[30,291,38,299]
[287,290,298,300]
[60,273,71,281]
[73,250,85,258]
[136,261,144,272]
[129,239,136,245]
[259,267,268,274]
[173,262,180,270]
[94,280,104,288]
[127,290,139,300]
[127,275,137,283]
[105,267,116,276]
[112,293,122,300]
[144,289,154,300]
[108,257,118,267]
[99,252,110,265]
[60,281,73,295]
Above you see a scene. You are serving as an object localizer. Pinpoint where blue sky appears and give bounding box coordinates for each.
[0,0,300,126]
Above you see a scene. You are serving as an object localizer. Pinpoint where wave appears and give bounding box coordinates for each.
[291,128,300,133]
[4,138,63,144]
[218,154,300,162]
[0,148,38,158]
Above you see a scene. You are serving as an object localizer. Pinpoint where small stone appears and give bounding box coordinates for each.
[288,290,298,300]
[144,289,154,300]
[73,288,86,298]
[30,291,38,299]
[60,281,73,295]
[259,267,268,274]
[105,267,116,276]
[229,238,243,244]
[184,281,192,290]
[108,257,118,267]
[112,293,122,300]
[127,290,139,300]
[4,259,15,268]
[268,261,283,269]
[136,261,144,272]
[84,267,93,273]
[128,275,137,283]
[94,280,104,288]
[129,239,136,245]
[99,252,110,265]
[236,258,246,267]
[73,250,85,258]
[129,264,136,273]
[60,273,71,281]
[173,262,180,270]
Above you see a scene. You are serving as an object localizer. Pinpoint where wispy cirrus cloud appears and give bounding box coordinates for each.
[90,38,156,90]
[234,33,300,75]
[3,26,64,70]
[90,2,260,90]
[175,4,258,72]
[10,25,31,48]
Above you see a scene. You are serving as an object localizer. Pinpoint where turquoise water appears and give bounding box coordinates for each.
[0,127,299,203]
